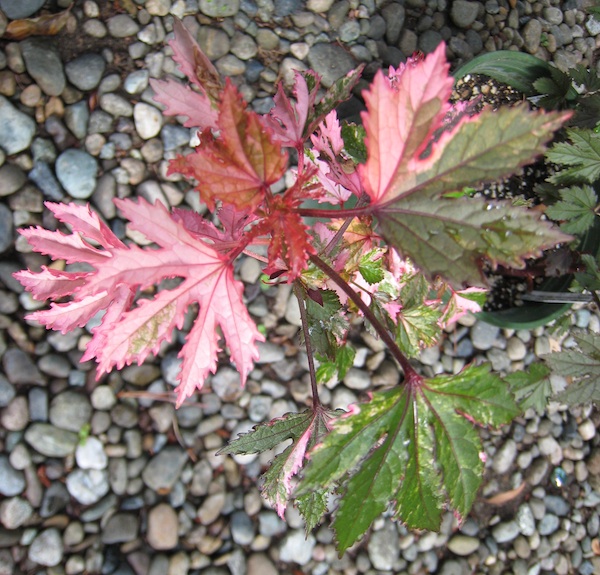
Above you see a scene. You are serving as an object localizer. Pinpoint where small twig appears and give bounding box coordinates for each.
[293,282,322,408]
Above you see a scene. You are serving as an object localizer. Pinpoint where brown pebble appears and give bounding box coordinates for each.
[0,71,16,97]
[20,84,42,107]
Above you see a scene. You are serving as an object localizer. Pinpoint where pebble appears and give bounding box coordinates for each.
[0,455,25,496]
[0,95,36,155]
[20,39,65,97]
[28,528,64,567]
[106,14,140,37]
[49,391,92,432]
[75,437,108,470]
[0,204,13,253]
[134,102,163,139]
[279,529,316,565]
[142,447,188,492]
[368,522,400,570]
[0,376,15,407]
[471,321,500,350]
[0,0,45,19]
[231,511,255,545]
[447,534,480,556]
[66,469,110,505]
[307,43,356,87]
[24,423,79,457]
[101,513,140,543]
[492,438,517,474]
[492,520,520,543]
[55,148,98,199]
[0,497,33,529]
[147,503,180,550]
[0,163,25,196]
[65,53,106,91]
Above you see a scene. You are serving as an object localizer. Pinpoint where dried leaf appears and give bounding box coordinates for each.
[3,7,72,40]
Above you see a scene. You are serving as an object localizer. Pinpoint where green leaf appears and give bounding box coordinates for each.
[575,253,600,291]
[396,305,442,358]
[220,408,342,517]
[545,185,598,235]
[532,66,574,109]
[358,248,385,284]
[453,51,560,96]
[505,363,553,415]
[341,122,367,164]
[297,364,519,554]
[297,490,329,534]
[304,289,346,359]
[545,332,600,405]
[569,65,600,93]
[316,345,356,385]
[306,65,365,136]
[372,106,571,287]
[547,129,600,184]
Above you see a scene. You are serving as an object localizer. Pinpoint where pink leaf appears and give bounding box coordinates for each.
[359,43,453,205]
[150,78,219,130]
[13,267,89,300]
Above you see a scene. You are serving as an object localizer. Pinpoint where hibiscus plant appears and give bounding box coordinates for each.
[15,20,572,552]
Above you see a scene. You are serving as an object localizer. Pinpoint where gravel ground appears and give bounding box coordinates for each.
[0,0,599,574]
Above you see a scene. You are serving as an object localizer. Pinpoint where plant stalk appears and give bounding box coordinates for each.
[293,282,322,408]
[309,254,421,385]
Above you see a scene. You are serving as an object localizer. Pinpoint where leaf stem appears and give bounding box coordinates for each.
[297,206,370,219]
[293,282,322,409]
[309,254,421,385]
[321,193,371,258]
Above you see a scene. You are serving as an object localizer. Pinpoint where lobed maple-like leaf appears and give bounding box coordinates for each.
[545,185,598,235]
[358,45,571,286]
[219,408,340,519]
[169,82,288,211]
[544,332,600,406]
[546,128,600,184]
[505,363,553,415]
[16,199,263,407]
[297,364,519,554]
[150,19,221,130]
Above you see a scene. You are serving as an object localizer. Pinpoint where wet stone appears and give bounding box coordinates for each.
[25,423,78,457]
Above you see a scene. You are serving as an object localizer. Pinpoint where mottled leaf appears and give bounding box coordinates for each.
[297,364,519,553]
[505,363,553,415]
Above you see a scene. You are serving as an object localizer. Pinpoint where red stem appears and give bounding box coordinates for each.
[297,206,371,219]
[309,254,422,386]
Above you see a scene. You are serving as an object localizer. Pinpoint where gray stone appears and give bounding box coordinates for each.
[231,33,258,60]
[382,3,405,44]
[64,102,90,140]
[307,43,355,88]
[256,341,285,364]
[368,522,400,570]
[101,513,139,543]
[0,456,25,497]
[198,492,226,525]
[523,19,543,54]
[538,513,560,537]
[339,20,361,43]
[492,520,520,543]
[0,0,45,19]
[0,95,36,155]
[447,534,480,556]
[66,469,110,505]
[258,511,286,537]
[50,391,92,432]
[99,93,134,117]
[24,423,79,457]
[247,554,278,575]
[0,376,15,408]
[516,503,536,536]
[124,70,149,94]
[75,437,108,470]
[0,164,26,196]
[216,54,246,76]
[451,0,479,28]
[20,39,65,96]
[106,15,140,38]
[40,482,70,517]
[544,495,569,517]
[198,27,231,60]
[55,149,98,199]
[492,439,517,474]
[142,447,188,493]
[147,503,179,550]
[134,103,163,139]
[279,529,315,565]
[161,125,190,151]
[0,204,12,254]
[3,348,45,385]
[471,321,500,350]
[65,53,106,91]
[231,511,255,545]
[248,395,272,422]
[28,162,63,200]
[28,528,63,567]
[419,29,444,53]
[200,0,240,17]
[0,497,33,529]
